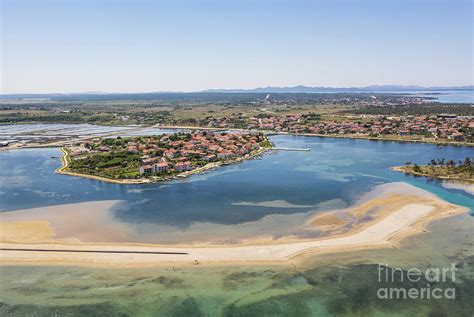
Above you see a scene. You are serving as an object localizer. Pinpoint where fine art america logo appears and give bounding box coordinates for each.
[377,263,457,300]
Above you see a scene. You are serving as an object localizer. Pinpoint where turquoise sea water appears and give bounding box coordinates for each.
[1,135,472,224]
[0,213,473,317]
[1,132,473,316]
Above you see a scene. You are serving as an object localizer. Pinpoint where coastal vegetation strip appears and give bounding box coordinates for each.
[392,158,474,182]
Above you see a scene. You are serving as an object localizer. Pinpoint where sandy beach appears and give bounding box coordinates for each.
[0,183,468,267]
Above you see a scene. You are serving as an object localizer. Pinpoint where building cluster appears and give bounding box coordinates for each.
[200,113,473,142]
[244,94,430,107]
[357,95,430,107]
[130,132,265,175]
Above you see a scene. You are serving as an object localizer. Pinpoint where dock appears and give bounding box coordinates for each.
[272,147,310,151]
[0,248,189,255]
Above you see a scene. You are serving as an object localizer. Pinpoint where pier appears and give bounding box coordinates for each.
[272,147,310,151]
[0,248,189,255]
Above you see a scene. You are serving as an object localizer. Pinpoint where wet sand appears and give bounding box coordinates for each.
[1,211,472,316]
[0,200,132,243]
[441,180,474,195]
[0,183,468,267]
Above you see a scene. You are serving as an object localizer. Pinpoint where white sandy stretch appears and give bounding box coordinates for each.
[0,204,435,265]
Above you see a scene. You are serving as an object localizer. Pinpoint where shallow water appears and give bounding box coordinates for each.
[0,213,472,317]
[1,131,473,316]
[0,123,138,141]
[0,135,472,242]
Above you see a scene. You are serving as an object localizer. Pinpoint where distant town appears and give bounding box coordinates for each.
[0,92,472,149]
[197,113,473,143]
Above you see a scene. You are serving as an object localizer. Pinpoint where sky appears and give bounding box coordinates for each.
[1,0,472,94]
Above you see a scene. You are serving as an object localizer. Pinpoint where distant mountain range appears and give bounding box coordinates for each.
[1,85,472,99]
[202,85,474,93]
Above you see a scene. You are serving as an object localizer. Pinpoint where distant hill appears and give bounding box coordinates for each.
[203,85,474,93]
[1,85,472,99]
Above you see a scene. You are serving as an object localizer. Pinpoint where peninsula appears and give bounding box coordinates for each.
[392,158,473,182]
[58,131,271,184]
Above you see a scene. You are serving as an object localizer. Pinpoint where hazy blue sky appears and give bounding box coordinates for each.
[1,0,472,93]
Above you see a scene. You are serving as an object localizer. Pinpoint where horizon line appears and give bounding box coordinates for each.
[1,84,473,96]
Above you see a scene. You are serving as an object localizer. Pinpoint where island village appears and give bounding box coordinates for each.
[64,131,270,182]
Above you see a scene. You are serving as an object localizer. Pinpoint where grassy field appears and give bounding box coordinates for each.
[0,101,353,125]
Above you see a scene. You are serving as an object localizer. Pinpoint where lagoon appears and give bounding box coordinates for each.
[1,135,472,233]
[1,132,474,316]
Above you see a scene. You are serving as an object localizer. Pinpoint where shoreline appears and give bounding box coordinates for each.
[2,124,472,154]
[391,165,474,183]
[0,183,468,268]
[55,144,271,185]
[155,125,474,147]
[280,132,474,147]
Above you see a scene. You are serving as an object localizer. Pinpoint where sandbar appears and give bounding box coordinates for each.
[0,183,468,267]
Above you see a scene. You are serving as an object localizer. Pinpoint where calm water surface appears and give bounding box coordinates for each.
[1,135,472,227]
[1,132,473,316]
[378,90,473,103]
[417,90,473,103]
[0,213,472,317]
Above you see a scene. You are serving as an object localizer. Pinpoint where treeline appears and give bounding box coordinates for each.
[0,113,115,124]
[407,157,473,177]
[0,110,172,125]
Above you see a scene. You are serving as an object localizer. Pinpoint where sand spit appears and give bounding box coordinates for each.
[0,183,468,267]
[441,180,474,195]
